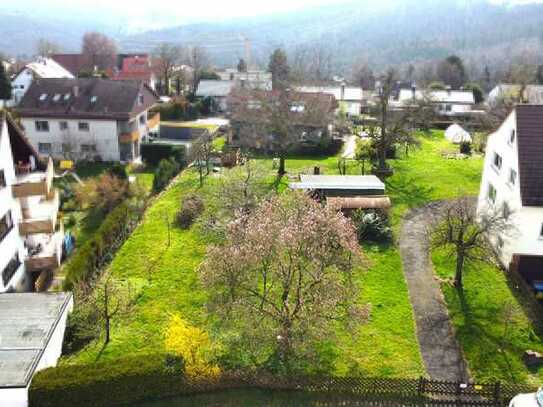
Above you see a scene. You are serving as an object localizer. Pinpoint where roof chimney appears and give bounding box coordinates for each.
[73,86,79,97]
[340,82,345,101]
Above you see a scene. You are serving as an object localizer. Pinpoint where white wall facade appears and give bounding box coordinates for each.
[477,109,543,267]
[21,117,121,162]
[10,69,34,106]
[0,121,28,293]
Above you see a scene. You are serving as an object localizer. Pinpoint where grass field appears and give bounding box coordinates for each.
[63,131,504,381]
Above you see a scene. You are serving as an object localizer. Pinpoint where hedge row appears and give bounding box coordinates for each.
[29,354,185,407]
[63,202,141,290]
[141,143,186,167]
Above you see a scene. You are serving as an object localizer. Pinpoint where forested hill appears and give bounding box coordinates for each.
[2,0,543,70]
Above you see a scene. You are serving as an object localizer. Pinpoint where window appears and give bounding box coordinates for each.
[509,129,516,145]
[39,93,47,101]
[2,252,21,287]
[488,183,497,204]
[59,121,68,131]
[35,121,49,132]
[290,102,305,113]
[0,170,5,188]
[81,144,97,153]
[38,143,52,155]
[64,93,71,101]
[53,94,61,102]
[492,152,502,171]
[540,224,543,239]
[78,122,90,131]
[508,168,517,186]
[90,96,98,103]
[445,104,452,112]
[0,210,14,243]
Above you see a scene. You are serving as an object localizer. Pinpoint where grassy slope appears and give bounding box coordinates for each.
[433,248,543,385]
[64,131,500,380]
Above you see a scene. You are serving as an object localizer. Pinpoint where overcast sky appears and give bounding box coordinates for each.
[3,0,543,32]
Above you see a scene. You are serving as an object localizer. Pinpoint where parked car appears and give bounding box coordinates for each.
[509,388,543,407]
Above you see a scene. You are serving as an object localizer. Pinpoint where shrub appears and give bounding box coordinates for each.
[63,202,140,290]
[141,143,186,167]
[108,163,128,180]
[152,158,179,193]
[29,354,185,407]
[74,173,129,214]
[176,194,205,229]
[459,141,472,155]
[351,209,392,244]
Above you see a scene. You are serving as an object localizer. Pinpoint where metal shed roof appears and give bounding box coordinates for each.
[0,292,72,388]
[290,175,385,191]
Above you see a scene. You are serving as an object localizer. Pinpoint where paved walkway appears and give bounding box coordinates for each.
[399,201,470,382]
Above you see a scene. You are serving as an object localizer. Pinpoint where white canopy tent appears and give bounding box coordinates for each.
[445,123,472,144]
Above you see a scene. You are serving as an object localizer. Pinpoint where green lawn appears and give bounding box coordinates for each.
[63,131,507,381]
[432,248,543,385]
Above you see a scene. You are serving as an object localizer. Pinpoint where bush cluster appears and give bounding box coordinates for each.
[152,158,181,194]
[63,202,139,290]
[176,194,205,229]
[141,143,186,167]
[29,354,185,407]
[351,209,392,244]
[459,141,472,155]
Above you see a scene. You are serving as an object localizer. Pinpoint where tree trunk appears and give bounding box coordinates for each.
[278,156,286,176]
[105,316,110,344]
[455,250,464,289]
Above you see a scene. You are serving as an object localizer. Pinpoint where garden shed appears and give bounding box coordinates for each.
[445,123,472,144]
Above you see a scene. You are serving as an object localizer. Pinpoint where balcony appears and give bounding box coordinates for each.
[12,157,54,198]
[19,190,59,235]
[25,229,63,273]
[147,111,160,129]
[119,130,140,144]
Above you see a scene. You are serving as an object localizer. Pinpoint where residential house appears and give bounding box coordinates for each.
[297,84,364,116]
[1,113,61,294]
[0,292,73,407]
[229,89,337,149]
[487,84,543,107]
[51,53,94,76]
[197,70,272,112]
[392,87,477,117]
[10,57,74,106]
[16,78,159,162]
[290,174,391,213]
[476,104,543,293]
[111,54,157,91]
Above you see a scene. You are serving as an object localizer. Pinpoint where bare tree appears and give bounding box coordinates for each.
[368,69,434,175]
[93,275,130,345]
[431,197,513,290]
[229,86,335,175]
[81,31,117,71]
[352,62,376,90]
[153,43,182,95]
[189,130,213,187]
[36,38,62,57]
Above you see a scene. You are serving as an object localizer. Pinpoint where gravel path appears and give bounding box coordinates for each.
[399,201,470,382]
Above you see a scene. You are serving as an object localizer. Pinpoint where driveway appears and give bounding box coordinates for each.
[399,201,470,382]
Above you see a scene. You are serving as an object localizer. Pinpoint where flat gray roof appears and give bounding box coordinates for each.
[0,292,72,388]
[290,175,385,191]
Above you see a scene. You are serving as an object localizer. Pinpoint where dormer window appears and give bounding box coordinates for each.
[39,93,47,101]
[290,102,305,113]
[64,94,71,101]
[509,129,516,145]
[53,94,61,102]
[90,96,98,103]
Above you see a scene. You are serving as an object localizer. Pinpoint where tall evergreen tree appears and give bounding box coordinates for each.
[0,63,11,101]
[268,48,289,90]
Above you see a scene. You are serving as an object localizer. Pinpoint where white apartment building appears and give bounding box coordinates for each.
[0,113,61,293]
[393,88,476,117]
[17,78,159,162]
[477,105,543,286]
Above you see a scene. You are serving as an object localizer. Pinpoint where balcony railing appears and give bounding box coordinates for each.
[19,190,59,235]
[12,157,54,198]
[25,229,63,273]
[119,130,140,144]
